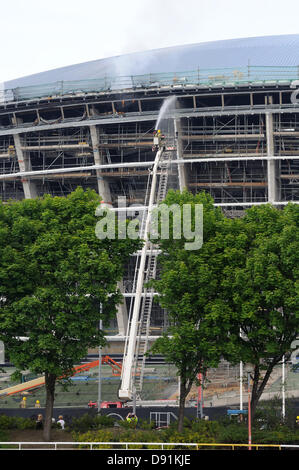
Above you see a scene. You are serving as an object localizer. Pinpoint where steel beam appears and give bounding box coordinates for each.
[0,155,299,182]
[1,105,299,137]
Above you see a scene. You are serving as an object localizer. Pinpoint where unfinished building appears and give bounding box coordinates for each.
[1,34,299,348]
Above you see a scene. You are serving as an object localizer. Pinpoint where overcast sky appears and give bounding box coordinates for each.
[0,0,299,83]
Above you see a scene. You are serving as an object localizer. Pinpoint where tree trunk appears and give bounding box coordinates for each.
[178,383,187,433]
[43,372,56,441]
[177,368,202,432]
[250,362,276,421]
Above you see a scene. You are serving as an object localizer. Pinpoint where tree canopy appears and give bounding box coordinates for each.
[150,190,299,428]
[219,203,299,416]
[0,188,141,440]
[150,190,227,431]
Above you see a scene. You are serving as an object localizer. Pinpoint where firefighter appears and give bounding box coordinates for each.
[126,412,138,428]
[152,129,165,151]
[20,396,27,408]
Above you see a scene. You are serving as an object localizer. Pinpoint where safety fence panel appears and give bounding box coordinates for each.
[1,66,299,104]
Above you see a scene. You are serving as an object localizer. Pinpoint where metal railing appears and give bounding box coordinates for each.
[0,441,298,450]
[1,65,299,104]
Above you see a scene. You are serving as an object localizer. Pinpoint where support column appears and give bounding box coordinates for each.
[90,124,112,206]
[174,119,188,191]
[12,117,37,199]
[116,280,128,336]
[0,341,4,364]
[90,122,127,336]
[14,134,37,199]
[266,113,280,204]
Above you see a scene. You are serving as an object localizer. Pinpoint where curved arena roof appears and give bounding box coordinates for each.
[4,34,299,90]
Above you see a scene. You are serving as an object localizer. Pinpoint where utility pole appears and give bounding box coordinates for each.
[240,361,243,411]
[98,306,103,413]
[133,386,137,415]
[282,355,285,421]
[248,372,252,451]
[196,372,204,419]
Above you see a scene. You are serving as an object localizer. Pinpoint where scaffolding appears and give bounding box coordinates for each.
[1,100,299,202]
[0,77,298,341]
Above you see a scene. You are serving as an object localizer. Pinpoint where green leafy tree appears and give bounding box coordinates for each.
[150,190,299,428]
[0,188,141,441]
[149,190,228,432]
[219,203,299,419]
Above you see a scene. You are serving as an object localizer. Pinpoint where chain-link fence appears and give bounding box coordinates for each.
[0,359,298,409]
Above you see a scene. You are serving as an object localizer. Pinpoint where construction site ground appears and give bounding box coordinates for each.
[6,428,74,445]
[1,360,299,411]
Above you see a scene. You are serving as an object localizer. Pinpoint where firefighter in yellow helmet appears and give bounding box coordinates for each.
[20,396,27,408]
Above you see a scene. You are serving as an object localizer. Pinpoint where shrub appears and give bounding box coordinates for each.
[14,417,35,430]
[94,415,115,429]
[216,423,248,444]
[118,419,133,429]
[190,419,221,441]
[0,415,15,430]
[74,429,117,449]
[0,429,8,443]
[120,429,162,448]
[69,413,115,433]
[71,416,299,449]
[0,415,35,430]
[253,427,299,445]
[136,419,155,430]
[69,414,95,433]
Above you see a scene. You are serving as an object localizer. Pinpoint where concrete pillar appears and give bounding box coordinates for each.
[0,341,4,364]
[116,280,128,336]
[174,119,188,191]
[90,122,128,336]
[12,117,37,199]
[13,133,37,199]
[90,125,112,206]
[266,113,280,204]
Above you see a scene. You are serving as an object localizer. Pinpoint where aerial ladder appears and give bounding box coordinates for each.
[118,130,173,402]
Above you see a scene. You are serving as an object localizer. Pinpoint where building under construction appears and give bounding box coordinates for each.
[1,34,299,398]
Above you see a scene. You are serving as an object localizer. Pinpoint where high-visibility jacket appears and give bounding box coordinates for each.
[127,415,138,423]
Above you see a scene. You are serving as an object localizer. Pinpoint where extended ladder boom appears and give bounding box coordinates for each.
[118,146,164,401]
[132,151,171,394]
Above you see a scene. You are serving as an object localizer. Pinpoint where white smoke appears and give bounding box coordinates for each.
[112,0,201,78]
